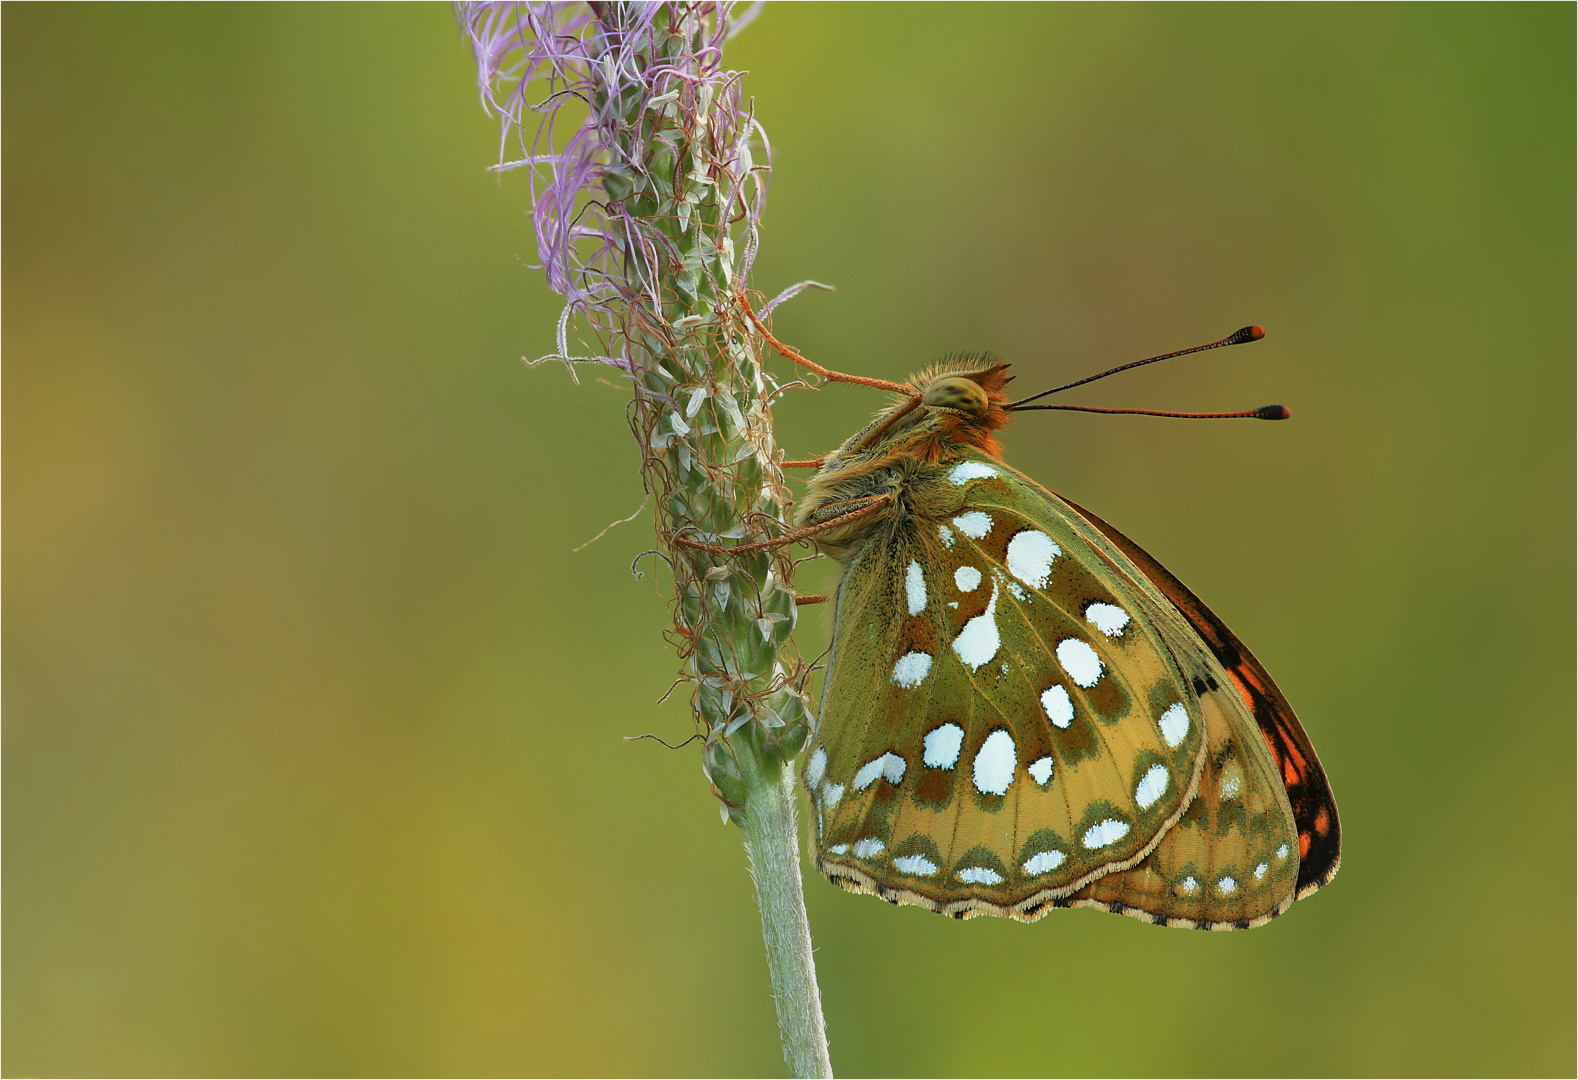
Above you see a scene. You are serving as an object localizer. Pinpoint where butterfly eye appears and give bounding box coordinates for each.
[921,377,989,417]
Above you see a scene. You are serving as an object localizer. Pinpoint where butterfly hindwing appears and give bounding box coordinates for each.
[1066,682,1300,928]
[808,456,1216,919]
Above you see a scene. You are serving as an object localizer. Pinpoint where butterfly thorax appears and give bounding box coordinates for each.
[795,361,1014,563]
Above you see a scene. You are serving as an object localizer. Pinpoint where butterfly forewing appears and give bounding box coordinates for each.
[1055,493,1342,899]
[808,458,1215,917]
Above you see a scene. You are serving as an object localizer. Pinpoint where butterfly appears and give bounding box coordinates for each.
[790,332,1340,928]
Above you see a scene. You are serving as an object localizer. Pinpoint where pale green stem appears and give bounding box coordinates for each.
[739,752,832,1079]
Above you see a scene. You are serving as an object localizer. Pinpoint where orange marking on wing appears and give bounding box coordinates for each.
[1314,807,1330,836]
[1277,734,1310,775]
[1227,659,1271,700]
[1228,670,1256,712]
[1299,832,1312,859]
[1282,758,1301,786]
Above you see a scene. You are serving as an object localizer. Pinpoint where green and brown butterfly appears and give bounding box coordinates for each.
[777,326,1340,929]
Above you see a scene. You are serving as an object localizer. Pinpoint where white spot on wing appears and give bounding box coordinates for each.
[948,461,999,485]
[1180,875,1199,895]
[938,524,956,549]
[954,565,982,593]
[828,844,848,855]
[806,748,827,789]
[1028,756,1054,786]
[1159,702,1190,747]
[972,729,1017,795]
[1276,843,1290,860]
[852,838,885,858]
[1217,876,1237,895]
[1135,764,1169,809]
[952,581,1001,669]
[853,752,907,791]
[893,855,938,876]
[1006,530,1059,589]
[951,511,993,539]
[1022,850,1065,876]
[822,782,843,808]
[891,651,933,688]
[1040,684,1074,729]
[1084,602,1131,637]
[1253,862,1268,880]
[1082,818,1130,849]
[956,866,1003,885]
[923,723,964,768]
[1221,772,1242,799]
[905,560,927,616]
[1056,638,1104,688]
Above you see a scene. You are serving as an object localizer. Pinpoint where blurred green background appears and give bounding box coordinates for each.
[5,3,1573,1076]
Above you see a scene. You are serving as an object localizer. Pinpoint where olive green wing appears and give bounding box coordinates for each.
[805,454,1217,920]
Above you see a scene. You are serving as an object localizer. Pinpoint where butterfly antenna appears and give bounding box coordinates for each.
[1007,325,1265,410]
[1010,403,1290,420]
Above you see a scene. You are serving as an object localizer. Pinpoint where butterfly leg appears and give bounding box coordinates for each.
[736,290,916,396]
[800,493,893,525]
[671,493,895,556]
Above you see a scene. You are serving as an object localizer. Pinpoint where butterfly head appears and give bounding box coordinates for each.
[835,358,1016,465]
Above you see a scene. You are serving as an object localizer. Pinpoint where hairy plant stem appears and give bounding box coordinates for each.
[462,4,830,1073]
[740,746,832,1078]
[593,11,828,1072]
